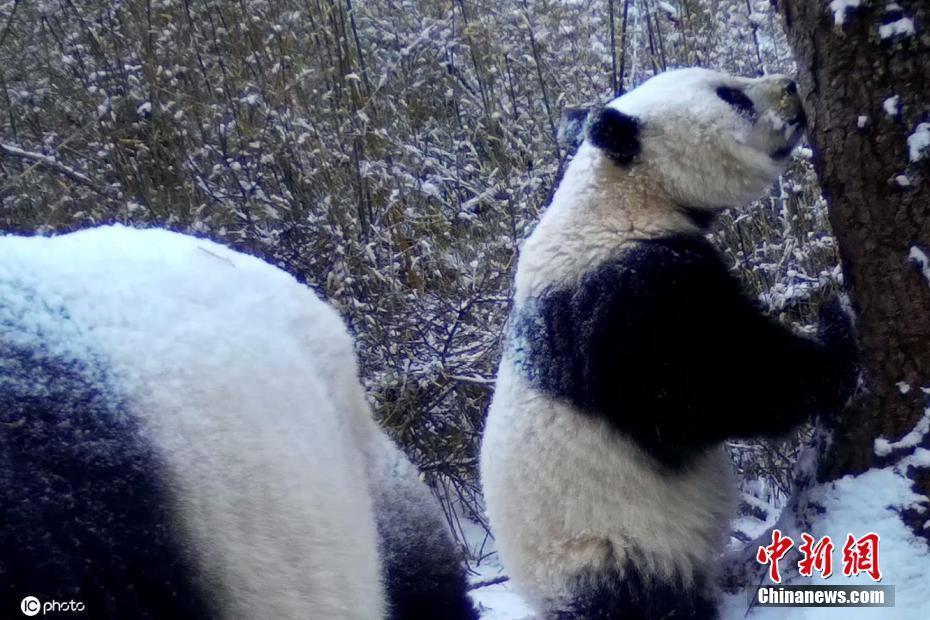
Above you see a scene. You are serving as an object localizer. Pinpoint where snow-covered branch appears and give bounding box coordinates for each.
[0,142,107,196]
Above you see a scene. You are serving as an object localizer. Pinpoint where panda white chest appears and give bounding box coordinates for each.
[481,362,735,608]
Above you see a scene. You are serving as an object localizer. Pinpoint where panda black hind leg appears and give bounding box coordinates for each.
[550,566,720,620]
[0,335,211,619]
[370,440,478,620]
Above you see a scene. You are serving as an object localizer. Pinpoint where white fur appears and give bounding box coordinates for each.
[482,68,801,612]
[0,226,424,619]
[483,366,735,610]
[515,68,801,305]
[514,141,699,305]
[610,68,802,209]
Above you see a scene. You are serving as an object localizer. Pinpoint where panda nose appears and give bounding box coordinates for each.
[785,80,798,95]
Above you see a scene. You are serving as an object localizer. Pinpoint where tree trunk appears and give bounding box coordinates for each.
[777,2,930,529]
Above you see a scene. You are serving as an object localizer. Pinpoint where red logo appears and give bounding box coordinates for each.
[756,529,794,584]
[756,530,882,583]
[841,532,882,581]
[798,533,834,578]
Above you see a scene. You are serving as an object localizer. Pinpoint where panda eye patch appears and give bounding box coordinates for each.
[716,86,756,119]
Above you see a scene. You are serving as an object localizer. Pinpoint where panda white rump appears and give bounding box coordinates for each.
[0,226,384,619]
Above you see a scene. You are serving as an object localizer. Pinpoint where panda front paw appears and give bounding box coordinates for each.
[817,298,859,407]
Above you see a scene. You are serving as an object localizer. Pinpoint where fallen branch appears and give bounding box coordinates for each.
[1,142,108,196]
[467,575,509,591]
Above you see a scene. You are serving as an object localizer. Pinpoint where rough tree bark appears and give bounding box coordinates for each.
[777,1,930,532]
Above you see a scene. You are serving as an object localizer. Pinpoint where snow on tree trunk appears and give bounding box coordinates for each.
[777,2,930,533]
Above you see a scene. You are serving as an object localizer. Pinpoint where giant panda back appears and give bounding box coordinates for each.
[0,226,384,619]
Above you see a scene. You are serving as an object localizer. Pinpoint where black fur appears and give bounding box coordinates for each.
[375,494,478,620]
[509,234,855,470]
[715,86,756,120]
[379,542,478,620]
[0,332,212,618]
[549,561,718,620]
[770,144,795,160]
[587,108,641,164]
[881,7,905,25]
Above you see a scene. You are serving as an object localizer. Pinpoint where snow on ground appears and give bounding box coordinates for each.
[469,559,534,620]
[723,458,930,619]
[875,409,930,456]
[729,407,930,619]
[462,517,534,619]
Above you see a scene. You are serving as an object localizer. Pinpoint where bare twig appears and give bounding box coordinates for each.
[0,142,108,196]
[0,0,20,48]
[608,0,617,94]
[467,575,509,591]
[520,0,561,160]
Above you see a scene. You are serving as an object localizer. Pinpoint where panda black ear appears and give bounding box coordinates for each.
[587,108,641,165]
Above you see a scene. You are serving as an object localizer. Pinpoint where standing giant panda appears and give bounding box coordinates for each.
[0,226,477,620]
[480,68,857,618]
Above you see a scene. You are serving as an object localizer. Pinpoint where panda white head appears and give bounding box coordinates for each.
[517,68,804,302]
[571,67,805,211]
